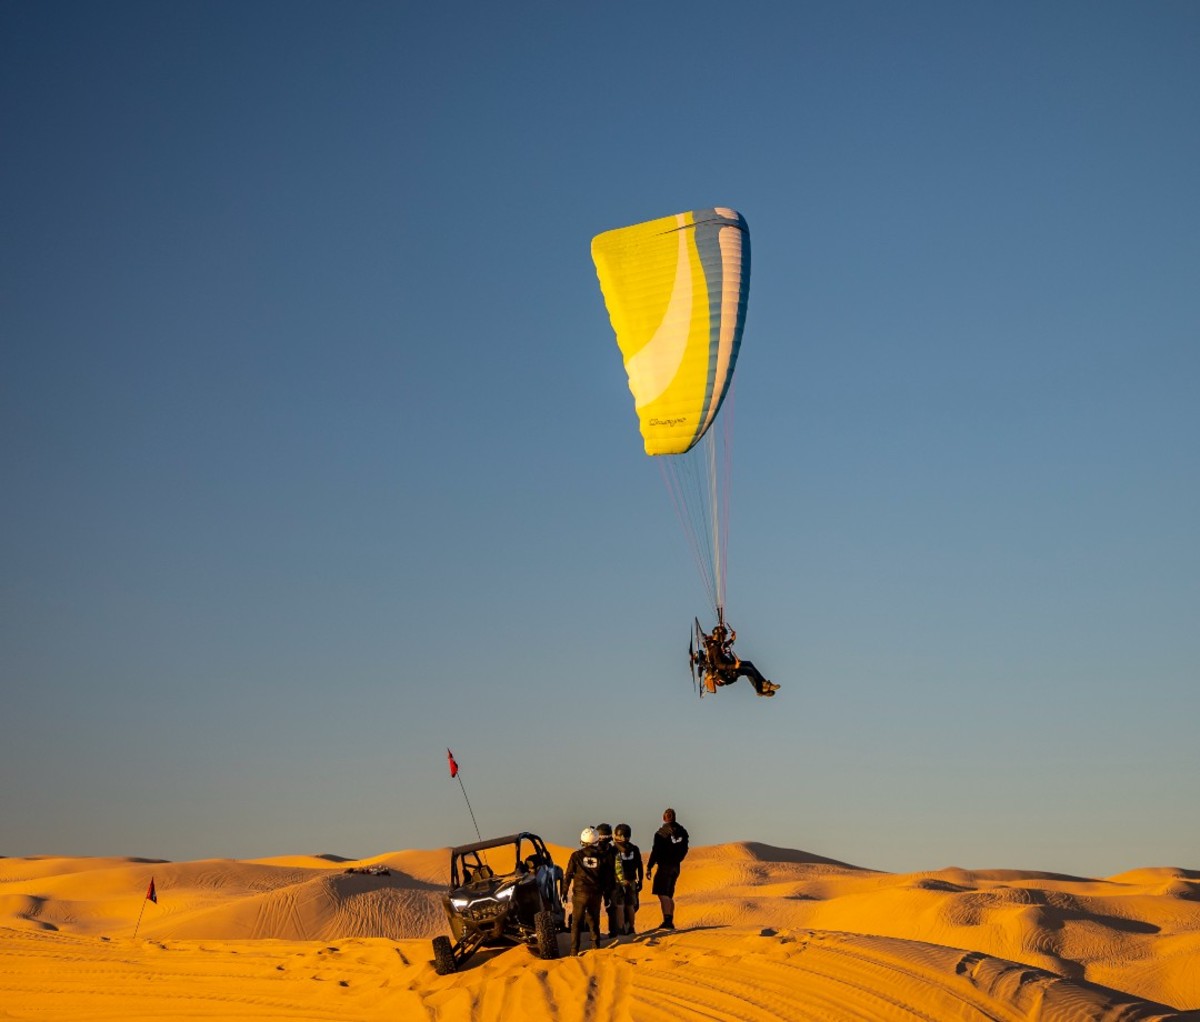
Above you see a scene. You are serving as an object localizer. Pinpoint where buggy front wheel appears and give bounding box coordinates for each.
[535,910,559,960]
[431,935,456,975]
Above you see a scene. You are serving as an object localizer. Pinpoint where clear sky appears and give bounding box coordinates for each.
[2,2,1197,878]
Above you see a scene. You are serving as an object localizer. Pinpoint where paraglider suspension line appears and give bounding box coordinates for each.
[656,389,736,621]
[719,382,736,613]
[659,457,717,609]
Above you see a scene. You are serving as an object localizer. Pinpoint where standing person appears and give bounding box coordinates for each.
[611,823,644,935]
[561,827,613,955]
[645,807,689,929]
[595,823,618,938]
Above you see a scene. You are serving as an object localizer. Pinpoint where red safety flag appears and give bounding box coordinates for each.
[447,748,459,778]
[146,878,157,903]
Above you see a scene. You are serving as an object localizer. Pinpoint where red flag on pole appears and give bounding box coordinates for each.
[145,878,157,904]
[445,748,481,842]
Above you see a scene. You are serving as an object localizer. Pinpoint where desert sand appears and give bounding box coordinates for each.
[2,842,1198,1021]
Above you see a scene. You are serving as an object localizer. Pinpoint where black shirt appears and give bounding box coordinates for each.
[648,822,690,871]
[563,843,614,897]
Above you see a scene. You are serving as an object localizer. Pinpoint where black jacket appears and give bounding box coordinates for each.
[563,843,614,898]
[647,822,690,871]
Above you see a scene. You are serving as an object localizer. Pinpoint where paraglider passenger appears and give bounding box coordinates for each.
[703,623,779,697]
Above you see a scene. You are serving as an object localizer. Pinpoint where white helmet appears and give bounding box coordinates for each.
[579,826,599,845]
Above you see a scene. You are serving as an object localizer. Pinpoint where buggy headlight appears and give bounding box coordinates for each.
[495,886,515,900]
[450,897,470,910]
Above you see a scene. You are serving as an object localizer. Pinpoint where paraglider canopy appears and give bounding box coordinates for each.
[592,207,750,457]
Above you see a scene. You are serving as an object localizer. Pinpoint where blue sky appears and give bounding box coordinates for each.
[2,2,1197,877]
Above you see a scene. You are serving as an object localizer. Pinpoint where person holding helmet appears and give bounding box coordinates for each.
[561,826,614,955]
[645,807,689,929]
[611,823,644,935]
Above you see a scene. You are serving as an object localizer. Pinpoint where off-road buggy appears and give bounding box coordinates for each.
[431,831,564,975]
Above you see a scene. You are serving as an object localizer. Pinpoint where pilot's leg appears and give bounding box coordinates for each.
[736,660,777,696]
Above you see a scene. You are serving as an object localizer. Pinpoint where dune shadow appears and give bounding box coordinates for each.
[602,923,729,944]
[13,895,58,931]
[909,878,973,893]
[1078,913,1159,935]
[1020,906,1160,937]
[740,843,866,869]
[330,871,444,894]
[969,868,1094,884]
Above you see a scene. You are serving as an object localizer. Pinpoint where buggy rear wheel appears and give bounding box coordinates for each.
[431,935,456,975]
[535,910,559,960]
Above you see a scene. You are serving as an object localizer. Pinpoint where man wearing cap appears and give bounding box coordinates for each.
[645,808,689,929]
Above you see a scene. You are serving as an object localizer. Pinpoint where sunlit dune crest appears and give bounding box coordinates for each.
[2,843,1197,1020]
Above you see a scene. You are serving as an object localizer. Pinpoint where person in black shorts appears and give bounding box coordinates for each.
[645,807,689,929]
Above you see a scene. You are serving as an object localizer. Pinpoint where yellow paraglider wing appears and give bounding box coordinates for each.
[592,208,750,455]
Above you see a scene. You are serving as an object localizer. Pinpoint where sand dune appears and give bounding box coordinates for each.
[2,844,1197,1020]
